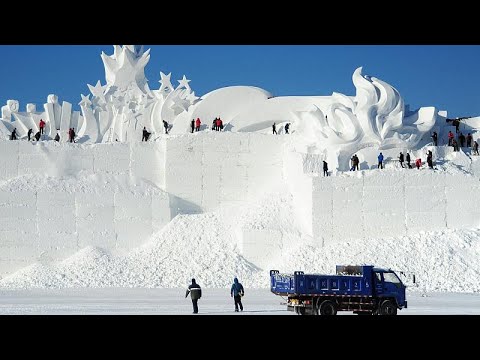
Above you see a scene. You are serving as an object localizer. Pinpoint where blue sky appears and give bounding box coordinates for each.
[0,45,479,118]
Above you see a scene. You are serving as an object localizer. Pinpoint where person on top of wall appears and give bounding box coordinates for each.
[191,119,195,133]
[272,122,277,135]
[34,131,41,141]
[378,152,384,169]
[466,133,473,148]
[163,120,169,135]
[431,131,438,146]
[399,152,404,168]
[39,119,46,135]
[406,152,412,169]
[142,127,151,142]
[473,140,479,155]
[10,128,17,140]
[459,132,466,147]
[27,128,33,141]
[323,160,329,177]
[54,133,60,142]
[196,118,201,132]
[285,123,290,134]
[448,131,454,146]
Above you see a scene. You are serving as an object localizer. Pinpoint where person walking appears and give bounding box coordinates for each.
[230,277,244,312]
[272,122,277,135]
[185,278,202,314]
[378,152,384,169]
[323,160,329,177]
[399,152,404,168]
[10,128,17,140]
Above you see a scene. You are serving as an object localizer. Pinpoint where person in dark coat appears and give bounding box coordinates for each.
[34,131,41,141]
[406,152,412,168]
[54,133,60,142]
[466,133,473,148]
[427,150,434,169]
[285,123,290,134]
[230,277,244,312]
[473,140,479,155]
[27,128,33,141]
[142,127,151,141]
[459,132,465,147]
[185,278,202,314]
[272,122,277,135]
[378,152,384,169]
[399,152,404,168]
[431,131,438,146]
[70,128,76,143]
[191,119,195,133]
[212,118,217,131]
[163,120,169,134]
[323,160,329,177]
[10,128,17,140]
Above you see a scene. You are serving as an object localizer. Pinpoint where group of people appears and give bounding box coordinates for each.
[191,118,201,133]
[185,277,245,314]
[272,122,291,135]
[9,119,62,142]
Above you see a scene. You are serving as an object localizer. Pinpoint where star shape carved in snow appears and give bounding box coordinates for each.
[87,80,107,102]
[79,94,92,108]
[177,75,191,90]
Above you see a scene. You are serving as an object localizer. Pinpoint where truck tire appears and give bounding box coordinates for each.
[379,300,397,315]
[318,300,337,315]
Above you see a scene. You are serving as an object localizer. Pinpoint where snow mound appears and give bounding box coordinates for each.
[2,201,480,293]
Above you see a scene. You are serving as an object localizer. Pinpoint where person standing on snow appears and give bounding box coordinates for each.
[230,277,244,312]
[195,118,201,132]
[398,152,404,168]
[185,278,202,314]
[323,160,329,177]
[27,128,33,141]
[406,152,412,168]
[272,122,277,135]
[191,119,195,133]
[39,119,46,135]
[378,152,384,169]
[285,123,290,134]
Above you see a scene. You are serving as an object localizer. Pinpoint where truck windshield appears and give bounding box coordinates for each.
[383,272,402,287]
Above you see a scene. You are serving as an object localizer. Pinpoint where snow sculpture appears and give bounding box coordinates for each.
[294,67,436,151]
[1,100,19,120]
[26,104,36,113]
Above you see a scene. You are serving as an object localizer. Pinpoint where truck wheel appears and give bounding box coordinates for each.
[318,300,337,315]
[379,300,397,315]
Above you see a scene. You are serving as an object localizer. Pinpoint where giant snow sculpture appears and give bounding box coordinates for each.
[0,45,436,165]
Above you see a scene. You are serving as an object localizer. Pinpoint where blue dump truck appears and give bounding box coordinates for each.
[270,265,407,315]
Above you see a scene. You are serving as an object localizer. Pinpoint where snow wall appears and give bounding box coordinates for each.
[1,132,479,276]
[313,171,480,246]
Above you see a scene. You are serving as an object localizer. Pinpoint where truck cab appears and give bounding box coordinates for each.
[372,267,407,313]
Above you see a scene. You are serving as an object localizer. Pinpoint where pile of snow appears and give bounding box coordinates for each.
[1,196,480,293]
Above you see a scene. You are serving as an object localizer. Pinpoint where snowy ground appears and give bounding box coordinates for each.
[0,288,478,315]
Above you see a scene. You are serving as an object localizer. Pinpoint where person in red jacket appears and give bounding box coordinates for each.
[415,158,422,169]
[216,118,221,132]
[39,119,46,135]
[447,131,454,146]
[195,118,201,132]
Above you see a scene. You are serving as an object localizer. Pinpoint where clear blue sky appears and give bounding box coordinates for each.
[0,45,479,118]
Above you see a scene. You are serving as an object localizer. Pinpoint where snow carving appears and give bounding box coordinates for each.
[294,67,436,151]
[0,45,199,143]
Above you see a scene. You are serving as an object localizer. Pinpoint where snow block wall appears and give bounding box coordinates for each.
[312,171,480,246]
[164,133,285,212]
[0,141,172,276]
